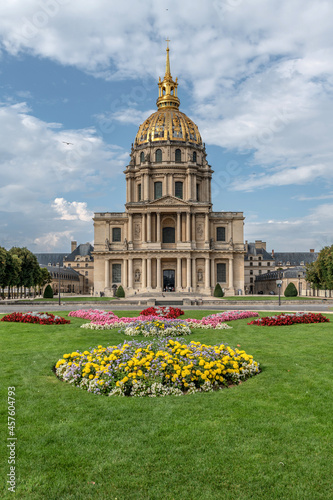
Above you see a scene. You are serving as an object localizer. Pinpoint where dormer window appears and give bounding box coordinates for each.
[140,151,145,163]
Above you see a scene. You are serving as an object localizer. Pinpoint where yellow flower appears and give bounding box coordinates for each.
[89,375,94,379]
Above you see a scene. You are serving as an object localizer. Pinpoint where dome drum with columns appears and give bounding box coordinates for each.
[93,45,245,296]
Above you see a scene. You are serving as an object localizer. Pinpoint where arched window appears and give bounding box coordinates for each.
[154,181,162,199]
[175,181,183,199]
[175,149,181,162]
[140,151,145,163]
[163,227,175,243]
[192,151,197,162]
[155,149,162,162]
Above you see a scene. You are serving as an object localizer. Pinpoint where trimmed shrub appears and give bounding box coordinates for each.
[43,285,53,299]
[284,282,298,297]
[214,283,224,297]
[116,285,125,298]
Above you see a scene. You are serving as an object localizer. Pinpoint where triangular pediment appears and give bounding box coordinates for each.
[149,195,190,206]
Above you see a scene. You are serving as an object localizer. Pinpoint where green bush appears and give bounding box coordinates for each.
[284,282,298,297]
[213,283,224,297]
[43,284,54,299]
[116,285,125,298]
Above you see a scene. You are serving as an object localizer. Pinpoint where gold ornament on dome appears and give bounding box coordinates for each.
[134,43,202,146]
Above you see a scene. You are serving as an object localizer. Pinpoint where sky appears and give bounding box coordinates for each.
[0,0,333,254]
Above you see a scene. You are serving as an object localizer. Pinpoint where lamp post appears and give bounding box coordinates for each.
[276,269,283,306]
[57,262,61,306]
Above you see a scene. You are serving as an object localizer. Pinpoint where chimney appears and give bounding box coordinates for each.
[71,240,77,252]
[310,249,315,253]
[272,249,274,257]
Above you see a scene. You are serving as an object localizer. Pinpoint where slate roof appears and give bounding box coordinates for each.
[65,243,94,262]
[273,252,318,266]
[35,253,67,266]
[40,264,80,280]
[245,243,275,261]
[255,266,306,281]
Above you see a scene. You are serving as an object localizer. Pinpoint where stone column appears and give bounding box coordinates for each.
[192,258,196,290]
[147,257,152,289]
[191,213,196,242]
[156,212,161,242]
[177,257,182,290]
[187,173,191,200]
[144,173,149,201]
[147,212,151,242]
[123,258,128,288]
[142,258,147,289]
[205,258,210,289]
[205,213,209,242]
[105,260,110,288]
[186,257,191,289]
[128,258,133,288]
[142,214,146,243]
[126,178,130,203]
[211,258,215,287]
[229,257,233,290]
[177,212,181,242]
[157,257,162,290]
[186,212,191,242]
[128,214,133,242]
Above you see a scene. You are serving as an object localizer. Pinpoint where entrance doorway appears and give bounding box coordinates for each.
[163,269,175,291]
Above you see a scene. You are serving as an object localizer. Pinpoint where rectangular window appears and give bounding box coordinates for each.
[112,264,121,283]
[112,228,121,242]
[175,181,183,199]
[259,262,262,267]
[217,263,226,283]
[138,184,141,201]
[196,183,200,201]
[250,270,253,275]
[250,277,253,283]
[85,271,88,276]
[154,181,162,199]
[216,227,226,241]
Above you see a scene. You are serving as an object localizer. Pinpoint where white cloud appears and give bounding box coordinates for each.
[33,230,74,252]
[52,198,93,221]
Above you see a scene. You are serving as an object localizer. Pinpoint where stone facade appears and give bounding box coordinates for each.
[63,241,94,294]
[244,240,275,294]
[93,47,245,297]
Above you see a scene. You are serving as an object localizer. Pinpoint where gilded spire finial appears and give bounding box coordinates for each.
[165,38,171,76]
[156,41,180,110]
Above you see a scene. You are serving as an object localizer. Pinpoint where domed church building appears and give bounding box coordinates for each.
[93,46,245,296]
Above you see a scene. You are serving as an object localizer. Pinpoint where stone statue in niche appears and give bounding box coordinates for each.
[134,223,141,239]
[197,269,203,282]
[144,152,150,162]
[123,238,128,250]
[197,224,203,239]
[134,269,141,282]
[105,238,109,250]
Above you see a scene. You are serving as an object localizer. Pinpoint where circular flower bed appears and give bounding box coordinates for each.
[120,319,191,337]
[68,309,118,322]
[248,312,329,326]
[1,312,70,325]
[140,306,184,319]
[186,310,258,329]
[55,338,260,397]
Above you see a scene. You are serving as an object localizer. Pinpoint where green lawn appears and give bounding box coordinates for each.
[1,310,332,500]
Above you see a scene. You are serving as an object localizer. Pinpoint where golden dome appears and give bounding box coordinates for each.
[135,43,202,147]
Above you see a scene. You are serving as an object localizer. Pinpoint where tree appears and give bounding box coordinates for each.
[213,283,224,297]
[306,245,333,290]
[284,282,298,297]
[116,285,125,298]
[43,284,54,299]
[38,268,52,296]
[0,247,8,297]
